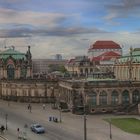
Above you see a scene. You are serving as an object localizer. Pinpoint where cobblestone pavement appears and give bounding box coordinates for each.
[0,100,140,140]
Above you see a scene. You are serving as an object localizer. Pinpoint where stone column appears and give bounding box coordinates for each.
[129,91,133,104]
[118,93,122,105]
[107,91,112,105]
[96,92,100,105]
[3,68,7,79]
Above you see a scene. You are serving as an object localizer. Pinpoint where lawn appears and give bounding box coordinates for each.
[104,118,140,134]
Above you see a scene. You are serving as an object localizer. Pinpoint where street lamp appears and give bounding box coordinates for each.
[59,93,62,123]
[83,92,87,140]
[84,110,87,140]
[59,108,62,123]
[109,118,112,139]
[5,114,8,130]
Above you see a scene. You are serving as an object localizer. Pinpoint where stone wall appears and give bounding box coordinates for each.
[0,79,58,103]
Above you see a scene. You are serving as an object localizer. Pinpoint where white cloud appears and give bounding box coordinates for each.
[104,0,140,22]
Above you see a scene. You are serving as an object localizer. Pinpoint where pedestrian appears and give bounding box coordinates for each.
[1,125,5,134]
[28,104,31,110]
[17,128,20,138]
[17,128,19,132]
[42,104,45,110]
[29,105,32,113]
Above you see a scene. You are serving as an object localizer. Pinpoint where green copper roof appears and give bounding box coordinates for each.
[118,48,140,63]
[0,48,26,60]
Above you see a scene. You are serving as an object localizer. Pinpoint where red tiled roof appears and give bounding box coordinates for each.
[67,58,75,64]
[92,51,121,61]
[89,40,121,50]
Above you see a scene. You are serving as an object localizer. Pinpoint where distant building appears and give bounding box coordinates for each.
[0,46,32,79]
[55,54,62,60]
[88,41,122,60]
[32,59,67,75]
[65,56,96,76]
[86,40,122,73]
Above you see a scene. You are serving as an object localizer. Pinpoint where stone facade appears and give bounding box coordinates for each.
[0,46,60,103]
[0,79,59,103]
[65,56,96,77]
[59,79,140,114]
[114,48,140,81]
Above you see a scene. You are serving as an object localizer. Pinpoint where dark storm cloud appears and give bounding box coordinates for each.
[0,28,33,38]
[0,26,108,38]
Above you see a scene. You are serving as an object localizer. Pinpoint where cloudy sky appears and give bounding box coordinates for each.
[0,0,140,59]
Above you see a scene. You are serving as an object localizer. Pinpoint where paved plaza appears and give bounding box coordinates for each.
[0,100,139,140]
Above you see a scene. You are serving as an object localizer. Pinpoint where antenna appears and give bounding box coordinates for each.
[4,38,7,48]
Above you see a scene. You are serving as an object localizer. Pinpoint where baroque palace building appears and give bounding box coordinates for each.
[65,41,122,77]
[0,46,32,79]
[59,47,140,114]
[0,43,140,114]
[65,56,96,77]
[0,46,59,102]
[59,77,140,114]
[114,48,140,81]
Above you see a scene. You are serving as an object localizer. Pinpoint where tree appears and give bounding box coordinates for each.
[48,64,67,73]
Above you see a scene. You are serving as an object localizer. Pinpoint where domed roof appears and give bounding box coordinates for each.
[0,48,26,60]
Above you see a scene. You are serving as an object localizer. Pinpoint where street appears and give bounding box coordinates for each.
[0,100,86,140]
[0,100,140,140]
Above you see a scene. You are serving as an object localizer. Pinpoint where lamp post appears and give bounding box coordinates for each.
[59,108,62,123]
[109,118,112,139]
[59,93,62,123]
[84,92,87,140]
[84,111,87,140]
[5,114,8,130]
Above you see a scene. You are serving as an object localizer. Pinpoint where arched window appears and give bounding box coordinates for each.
[90,68,93,74]
[111,90,118,105]
[87,92,97,106]
[85,68,88,76]
[7,64,15,79]
[99,91,107,105]
[122,90,129,104]
[132,90,140,103]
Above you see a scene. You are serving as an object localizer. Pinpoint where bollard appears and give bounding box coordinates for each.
[49,116,52,121]
[55,118,58,122]
[53,117,55,122]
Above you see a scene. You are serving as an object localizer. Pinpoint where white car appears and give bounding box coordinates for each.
[30,124,45,134]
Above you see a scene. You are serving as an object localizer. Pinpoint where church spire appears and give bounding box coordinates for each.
[26,46,32,60]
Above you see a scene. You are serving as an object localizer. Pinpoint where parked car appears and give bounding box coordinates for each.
[30,124,45,134]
